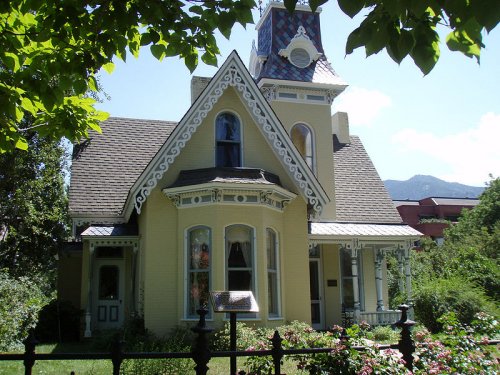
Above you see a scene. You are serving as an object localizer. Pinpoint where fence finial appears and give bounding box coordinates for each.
[395,304,415,371]
[191,308,213,375]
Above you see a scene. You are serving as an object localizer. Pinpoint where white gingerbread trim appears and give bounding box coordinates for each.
[279,26,322,68]
[124,51,329,219]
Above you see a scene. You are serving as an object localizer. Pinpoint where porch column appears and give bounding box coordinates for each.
[350,241,361,322]
[404,246,412,303]
[84,244,95,338]
[397,249,405,294]
[374,249,384,311]
[131,243,139,315]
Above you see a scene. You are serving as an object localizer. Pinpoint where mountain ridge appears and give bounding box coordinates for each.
[384,175,485,200]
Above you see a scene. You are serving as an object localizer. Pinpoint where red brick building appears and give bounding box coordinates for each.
[394,197,479,244]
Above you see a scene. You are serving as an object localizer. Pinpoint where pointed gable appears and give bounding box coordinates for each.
[124,51,329,219]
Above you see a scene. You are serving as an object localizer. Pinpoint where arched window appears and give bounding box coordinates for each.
[216,113,241,167]
[291,123,314,171]
[186,226,211,318]
[266,228,280,317]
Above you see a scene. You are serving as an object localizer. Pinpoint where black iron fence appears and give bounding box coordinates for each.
[0,305,497,375]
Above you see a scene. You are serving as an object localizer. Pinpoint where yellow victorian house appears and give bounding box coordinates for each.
[61,1,421,338]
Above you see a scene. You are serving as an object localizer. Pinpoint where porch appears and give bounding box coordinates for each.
[309,222,421,328]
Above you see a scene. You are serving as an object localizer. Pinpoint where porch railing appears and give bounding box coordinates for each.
[360,309,414,326]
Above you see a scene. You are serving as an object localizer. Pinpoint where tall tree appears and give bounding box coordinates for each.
[0,128,69,276]
[1,0,498,152]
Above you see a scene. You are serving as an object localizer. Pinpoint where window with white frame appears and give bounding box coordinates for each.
[291,123,314,171]
[216,112,241,167]
[226,225,254,292]
[266,228,280,317]
[186,226,211,319]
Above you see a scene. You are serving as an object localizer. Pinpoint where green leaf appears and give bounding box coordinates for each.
[201,51,218,67]
[345,27,365,55]
[140,32,152,46]
[284,0,297,13]
[102,62,115,74]
[21,97,37,115]
[189,5,204,15]
[185,52,198,73]
[2,53,21,72]
[410,27,440,75]
[218,12,236,39]
[150,44,166,61]
[309,0,328,12]
[15,137,28,151]
[149,29,161,44]
[471,0,500,32]
[338,0,365,18]
[88,76,98,92]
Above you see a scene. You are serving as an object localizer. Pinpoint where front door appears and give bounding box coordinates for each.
[92,259,124,330]
[309,259,324,330]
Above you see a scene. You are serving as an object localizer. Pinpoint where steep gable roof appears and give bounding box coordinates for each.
[333,135,403,223]
[124,51,329,219]
[69,117,175,220]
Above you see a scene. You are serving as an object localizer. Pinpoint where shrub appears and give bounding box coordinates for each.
[121,325,192,375]
[35,300,82,342]
[413,276,497,332]
[0,269,51,351]
[413,312,499,374]
[371,325,399,343]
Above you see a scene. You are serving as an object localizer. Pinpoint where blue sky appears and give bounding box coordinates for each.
[95,2,500,187]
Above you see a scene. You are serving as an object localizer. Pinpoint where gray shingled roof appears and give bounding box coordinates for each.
[333,135,403,224]
[69,117,176,217]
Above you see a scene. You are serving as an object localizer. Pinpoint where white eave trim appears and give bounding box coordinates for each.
[123,51,329,220]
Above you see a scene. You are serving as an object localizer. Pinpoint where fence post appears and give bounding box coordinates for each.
[395,304,415,372]
[271,330,283,375]
[23,329,38,375]
[191,307,213,375]
[111,334,125,375]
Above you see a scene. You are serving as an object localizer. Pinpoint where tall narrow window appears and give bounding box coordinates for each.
[216,113,241,167]
[187,227,211,318]
[226,225,254,292]
[291,123,314,171]
[266,229,280,317]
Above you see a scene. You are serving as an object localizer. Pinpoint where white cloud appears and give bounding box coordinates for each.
[391,112,500,186]
[333,86,392,127]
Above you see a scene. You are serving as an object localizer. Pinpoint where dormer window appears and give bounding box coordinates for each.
[216,112,241,167]
[291,123,314,171]
[279,26,322,69]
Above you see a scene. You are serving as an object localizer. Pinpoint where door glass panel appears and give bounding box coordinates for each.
[309,261,319,300]
[311,303,320,324]
[99,266,119,300]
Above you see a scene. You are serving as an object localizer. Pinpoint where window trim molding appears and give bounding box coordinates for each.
[215,110,244,168]
[184,225,212,320]
[266,227,282,319]
[224,223,259,318]
[291,122,316,174]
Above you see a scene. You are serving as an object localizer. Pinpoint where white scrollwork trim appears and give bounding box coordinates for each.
[133,59,325,215]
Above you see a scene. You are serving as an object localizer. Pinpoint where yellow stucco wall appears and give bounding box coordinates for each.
[136,86,311,335]
[269,101,336,220]
[362,248,377,312]
[156,87,297,195]
[321,244,342,327]
[139,189,310,334]
[58,251,82,308]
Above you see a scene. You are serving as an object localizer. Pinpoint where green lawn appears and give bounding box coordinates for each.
[0,343,306,374]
